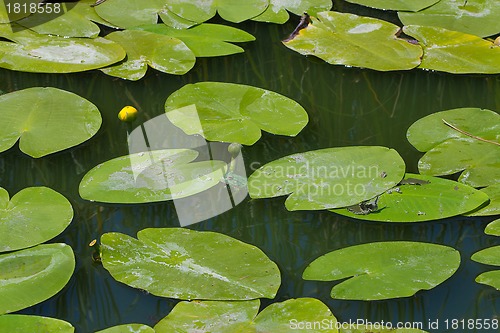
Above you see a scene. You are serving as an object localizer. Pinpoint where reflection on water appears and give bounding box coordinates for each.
[0,12,499,333]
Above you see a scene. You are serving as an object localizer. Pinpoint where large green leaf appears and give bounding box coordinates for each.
[94,0,166,28]
[101,30,195,80]
[0,243,75,314]
[399,0,500,37]
[0,87,102,157]
[0,187,73,252]
[345,0,438,12]
[407,108,500,187]
[303,241,460,300]
[331,174,489,222]
[164,82,308,145]
[133,23,255,57]
[95,324,154,333]
[403,25,500,74]
[165,0,269,24]
[79,149,227,203]
[485,218,500,236]
[248,146,405,211]
[252,0,332,24]
[0,26,125,73]
[0,315,74,333]
[154,298,338,333]
[467,184,500,216]
[283,11,422,71]
[100,228,281,300]
[471,246,500,290]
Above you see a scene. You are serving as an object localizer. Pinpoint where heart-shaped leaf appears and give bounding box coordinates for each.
[100,228,281,300]
[283,11,422,71]
[0,315,74,333]
[94,0,166,28]
[331,174,489,222]
[154,298,338,333]
[248,146,405,211]
[345,0,438,12]
[303,241,460,300]
[79,149,227,203]
[485,218,500,236]
[0,243,75,314]
[471,246,500,290]
[95,324,154,333]
[101,30,195,80]
[399,0,500,37]
[403,25,500,74]
[0,87,102,157]
[252,0,332,24]
[165,82,308,145]
[0,187,73,252]
[0,25,125,73]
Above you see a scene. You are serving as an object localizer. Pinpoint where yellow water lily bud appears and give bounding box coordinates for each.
[118,106,138,122]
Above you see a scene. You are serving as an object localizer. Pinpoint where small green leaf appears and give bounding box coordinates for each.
[485,218,500,236]
[331,174,489,222]
[95,324,154,333]
[0,315,74,333]
[303,241,460,300]
[345,0,438,12]
[403,25,500,74]
[472,246,500,290]
[101,228,281,300]
[467,184,500,216]
[0,87,102,157]
[283,11,422,71]
[0,243,75,314]
[164,82,308,145]
[94,0,166,28]
[0,187,73,252]
[248,146,405,211]
[252,0,332,24]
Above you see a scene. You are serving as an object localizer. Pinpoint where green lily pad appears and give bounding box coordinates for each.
[248,146,405,211]
[252,0,332,24]
[95,324,154,333]
[0,87,102,157]
[403,25,500,74]
[283,11,422,71]
[133,23,255,57]
[0,315,74,333]
[303,241,460,300]
[467,184,500,216]
[101,30,195,80]
[157,8,198,29]
[100,228,281,300]
[0,26,125,73]
[399,0,500,37]
[0,187,73,252]
[0,0,31,23]
[471,246,500,290]
[0,243,75,314]
[154,298,338,333]
[94,0,166,28]
[79,149,227,203]
[345,0,438,12]
[485,218,500,236]
[166,0,269,24]
[164,82,308,145]
[407,108,500,187]
[331,174,489,222]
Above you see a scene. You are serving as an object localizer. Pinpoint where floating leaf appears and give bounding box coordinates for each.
[399,0,500,37]
[467,184,500,216]
[0,26,125,73]
[101,30,195,80]
[158,8,198,29]
[94,0,166,28]
[471,246,500,290]
[345,0,438,12]
[0,0,31,23]
[485,218,500,236]
[248,146,405,211]
[0,187,73,252]
[164,82,308,145]
[0,87,102,157]
[252,0,332,24]
[283,11,422,71]
[95,324,154,333]
[154,298,338,333]
[101,228,281,300]
[166,0,269,24]
[0,315,74,333]
[0,243,75,314]
[79,149,227,203]
[407,108,500,187]
[303,241,460,300]
[403,25,500,74]
[331,174,489,222]
[133,23,255,57]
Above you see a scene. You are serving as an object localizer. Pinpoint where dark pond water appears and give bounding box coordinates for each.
[1,2,500,332]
